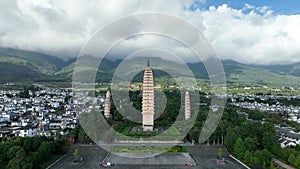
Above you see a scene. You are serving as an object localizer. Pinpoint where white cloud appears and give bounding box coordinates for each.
[190,4,300,65]
[243,3,255,10]
[0,0,299,65]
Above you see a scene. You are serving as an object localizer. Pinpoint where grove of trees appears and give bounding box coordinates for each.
[0,136,66,169]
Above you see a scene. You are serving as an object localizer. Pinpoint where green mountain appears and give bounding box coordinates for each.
[1,47,300,87]
[64,56,300,87]
[0,62,45,82]
[0,48,68,74]
[221,60,300,87]
[0,48,70,83]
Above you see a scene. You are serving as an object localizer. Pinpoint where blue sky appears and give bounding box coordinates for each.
[190,0,300,15]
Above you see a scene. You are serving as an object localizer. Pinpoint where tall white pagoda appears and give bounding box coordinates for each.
[141,60,155,131]
[104,90,111,119]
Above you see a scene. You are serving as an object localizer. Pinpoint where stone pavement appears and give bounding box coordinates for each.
[104,152,196,165]
[51,144,248,169]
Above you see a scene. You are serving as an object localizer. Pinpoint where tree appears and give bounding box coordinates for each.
[249,110,264,121]
[270,144,281,157]
[240,122,257,140]
[260,149,272,167]
[218,148,223,159]
[74,148,79,157]
[7,149,31,169]
[261,131,277,150]
[288,153,296,165]
[189,127,200,143]
[261,122,277,150]
[78,127,92,143]
[73,148,79,161]
[28,152,39,169]
[78,129,86,143]
[32,137,47,151]
[22,138,33,153]
[281,147,296,161]
[0,142,12,165]
[19,87,30,98]
[244,137,258,152]
[7,146,22,159]
[234,137,246,159]
[37,142,51,161]
[224,126,240,152]
[269,161,276,169]
[11,137,23,147]
[294,155,300,168]
[252,150,264,168]
[243,150,253,165]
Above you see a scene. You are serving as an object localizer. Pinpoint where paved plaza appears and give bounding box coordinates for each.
[51,144,248,169]
[104,152,196,165]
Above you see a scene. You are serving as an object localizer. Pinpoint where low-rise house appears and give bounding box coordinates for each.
[0,127,12,138]
[276,127,300,148]
[281,140,297,148]
[11,120,21,126]
[49,120,62,129]
[19,127,37,137]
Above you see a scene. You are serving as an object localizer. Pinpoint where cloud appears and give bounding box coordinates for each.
[243,3,255,10]
[191,4,300,65]
[0,0,299,65]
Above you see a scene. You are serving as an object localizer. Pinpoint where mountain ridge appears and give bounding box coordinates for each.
[1,47,300,87]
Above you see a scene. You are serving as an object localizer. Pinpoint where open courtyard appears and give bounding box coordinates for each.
[51,144,248,169]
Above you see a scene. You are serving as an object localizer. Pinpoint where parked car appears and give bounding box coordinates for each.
[102,161,115,167]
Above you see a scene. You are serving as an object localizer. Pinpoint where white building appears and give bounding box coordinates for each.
[19,127,37,137]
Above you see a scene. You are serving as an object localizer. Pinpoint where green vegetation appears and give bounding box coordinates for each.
[73,148,79,157]
[234,138,246,159]
[115,125,180,138]
[218,148,223,159]
[227,85,300,96]
[0,47,66,75]
[204,104,300,168]
[70,126,93,143]
[111,146,186,153]
[106,90,182,142]
[0,136,67,169]
[227,66,300,87]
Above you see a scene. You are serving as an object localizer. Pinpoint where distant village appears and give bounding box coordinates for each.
[230,94,300,123]
[0,88,104,139]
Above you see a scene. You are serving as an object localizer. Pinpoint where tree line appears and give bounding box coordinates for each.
[207,104,300,168]
[0,136,66,169]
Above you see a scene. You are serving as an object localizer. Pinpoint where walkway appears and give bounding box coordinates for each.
[272,158,295,169]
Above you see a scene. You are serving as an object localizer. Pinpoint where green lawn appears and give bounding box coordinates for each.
[111,146,186,153]
[116,126,181,140]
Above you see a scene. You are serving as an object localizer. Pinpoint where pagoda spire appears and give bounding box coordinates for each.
[147,58,150,67]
